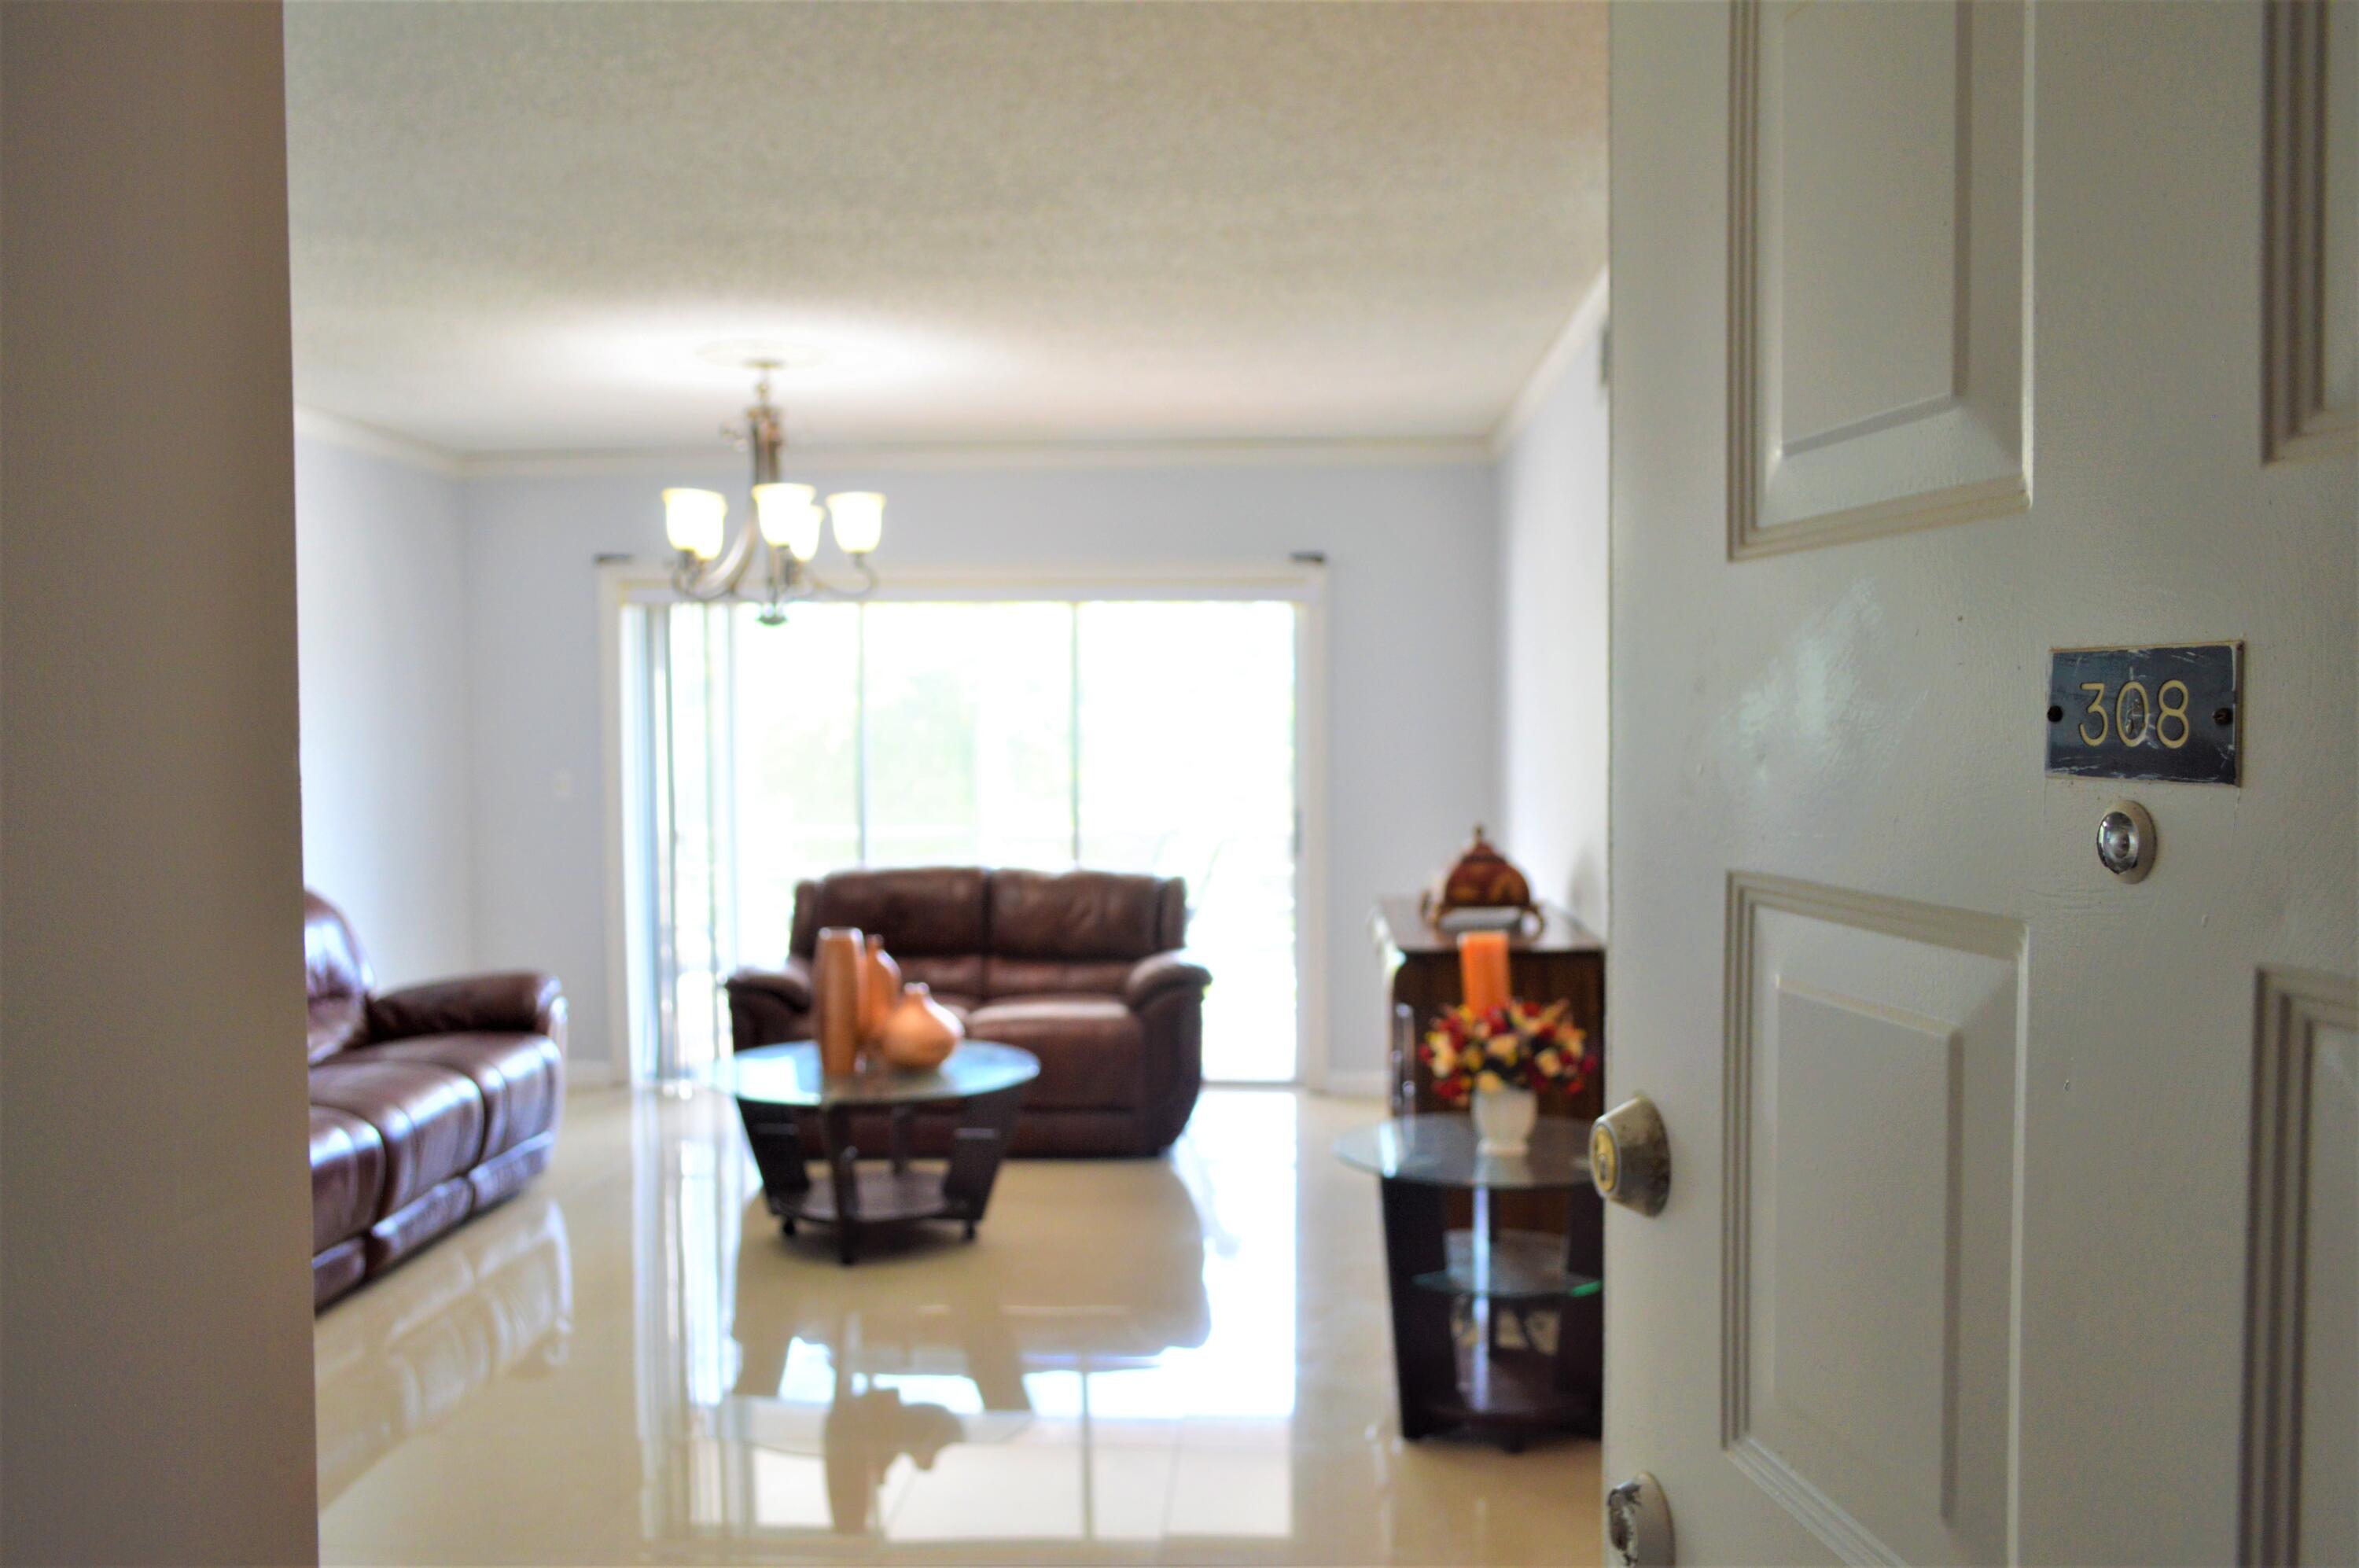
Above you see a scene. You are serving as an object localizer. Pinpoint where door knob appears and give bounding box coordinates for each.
[1592,1095,1670,1215]
[1606,1471,1675,1566]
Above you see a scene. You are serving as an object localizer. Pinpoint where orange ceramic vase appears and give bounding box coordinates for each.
[878,984,962,1071]
[814,926,866,1076]
[862,935,903,1048]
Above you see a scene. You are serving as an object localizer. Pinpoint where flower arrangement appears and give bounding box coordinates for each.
[1420,999,1590,1102]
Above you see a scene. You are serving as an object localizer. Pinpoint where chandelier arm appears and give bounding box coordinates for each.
[671,559,740,601]
[711,511,763,590]
[795,557,881,602]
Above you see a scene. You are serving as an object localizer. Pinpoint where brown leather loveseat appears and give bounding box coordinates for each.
[306,891,566,1309]
[726,867,1210,1157]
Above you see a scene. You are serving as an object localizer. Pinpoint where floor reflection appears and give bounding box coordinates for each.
[315,1193,572,1509]
[316,1086,1599,1565]
[642,1089,1297,1551]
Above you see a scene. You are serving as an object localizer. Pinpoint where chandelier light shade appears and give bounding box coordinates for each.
[662,488,729,561]
[753,482,822,560]
[825,491,885,556]
[661,366,883,624]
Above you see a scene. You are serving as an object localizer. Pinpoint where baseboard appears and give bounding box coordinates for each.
[1316,1070,1388,1100]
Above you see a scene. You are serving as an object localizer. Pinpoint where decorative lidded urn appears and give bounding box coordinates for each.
[1422,824,1535,924]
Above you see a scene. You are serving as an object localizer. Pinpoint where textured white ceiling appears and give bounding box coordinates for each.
[285,2,1607,455]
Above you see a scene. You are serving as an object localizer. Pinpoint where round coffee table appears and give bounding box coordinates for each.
[712,1041,1040,1264]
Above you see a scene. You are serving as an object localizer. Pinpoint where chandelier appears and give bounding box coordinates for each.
[661,365,883,625]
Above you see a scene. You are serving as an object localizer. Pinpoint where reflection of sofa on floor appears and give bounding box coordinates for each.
[730,1146,1213,1411]
[726,867,1211,1157]
[314,1194,572,1507]
[723,1153,1213,1536]
[306,891,566,1309]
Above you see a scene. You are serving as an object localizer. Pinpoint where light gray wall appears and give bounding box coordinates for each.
[296,432,476,982]
[1,4,321,1561]
[462,458,1500,1086]
[1497,309,1611,934]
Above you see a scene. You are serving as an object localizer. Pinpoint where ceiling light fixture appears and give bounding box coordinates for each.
[661,363,883,625]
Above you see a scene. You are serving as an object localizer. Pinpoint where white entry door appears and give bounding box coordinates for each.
[1609,3,2354,1563]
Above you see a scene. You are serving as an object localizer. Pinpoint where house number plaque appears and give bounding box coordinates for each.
[2046,642,2240,785]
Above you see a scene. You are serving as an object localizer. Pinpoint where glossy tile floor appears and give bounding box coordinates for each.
[316,1087,1601,1565]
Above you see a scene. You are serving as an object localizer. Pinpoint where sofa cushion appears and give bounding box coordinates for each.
[309,1058,486,1217]
[368,973,565,1047]
[314,1238,368,1310]
[345,1032,561,1161]
[790,867,987,958]
[305,892,375,1062]
[981,956,1134,1000]
[311,1106,386,1253]
[897,953,984,1003]
[966,996,1145,1111]
[366,1176,475,1274]
[988,870,1170,963]
[469,1132,556,1210]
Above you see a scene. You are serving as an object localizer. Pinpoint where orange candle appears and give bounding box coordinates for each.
[1458,930,1511,1015]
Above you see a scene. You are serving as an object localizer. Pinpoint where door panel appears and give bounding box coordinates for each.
[1734,0,2027,557]
[1610,2,2355,1562]
[2262,0,2359,459]
[2243,967,2359,1565]
[1726,879,2019,1566]
[2293,1021,2356,1566]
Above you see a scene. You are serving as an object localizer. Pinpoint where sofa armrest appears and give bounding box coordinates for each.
[726,958,813,1011]
[369,971,566,1047]
[1124,949,1211,1011]
[725,959,815,1051]
[1127,950,1209,1154]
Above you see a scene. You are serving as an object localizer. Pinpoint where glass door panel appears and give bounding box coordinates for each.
[631,594,1301,1086]
[731,602,861,969]
[1077,602,1297,1083]
[862,602,1075,870]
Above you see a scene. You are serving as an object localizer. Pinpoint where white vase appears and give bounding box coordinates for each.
[1472,1085,1537,1155]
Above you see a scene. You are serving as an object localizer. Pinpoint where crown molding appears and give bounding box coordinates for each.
[1489,266,1610,456]
[457,433,1491,480]
[291,404,466,477]
[296,407,1510,482]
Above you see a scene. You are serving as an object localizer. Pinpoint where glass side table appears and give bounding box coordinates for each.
[1334,1114,1602,1448]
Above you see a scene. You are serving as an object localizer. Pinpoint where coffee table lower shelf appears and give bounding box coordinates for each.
[778,1165,967,1231]
[1433,1344,1597,1452]
[735,1080,1031,1264]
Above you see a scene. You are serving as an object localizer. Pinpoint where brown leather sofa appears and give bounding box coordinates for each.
[726,867,1210,1157]
[306,891,566,1310]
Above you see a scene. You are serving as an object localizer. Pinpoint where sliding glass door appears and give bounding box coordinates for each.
[623,594,1301,1086]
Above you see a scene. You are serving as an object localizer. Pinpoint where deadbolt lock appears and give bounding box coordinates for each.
[1592,1095,1670,1216]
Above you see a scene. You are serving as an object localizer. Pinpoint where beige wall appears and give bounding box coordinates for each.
[2,5,319,1562]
